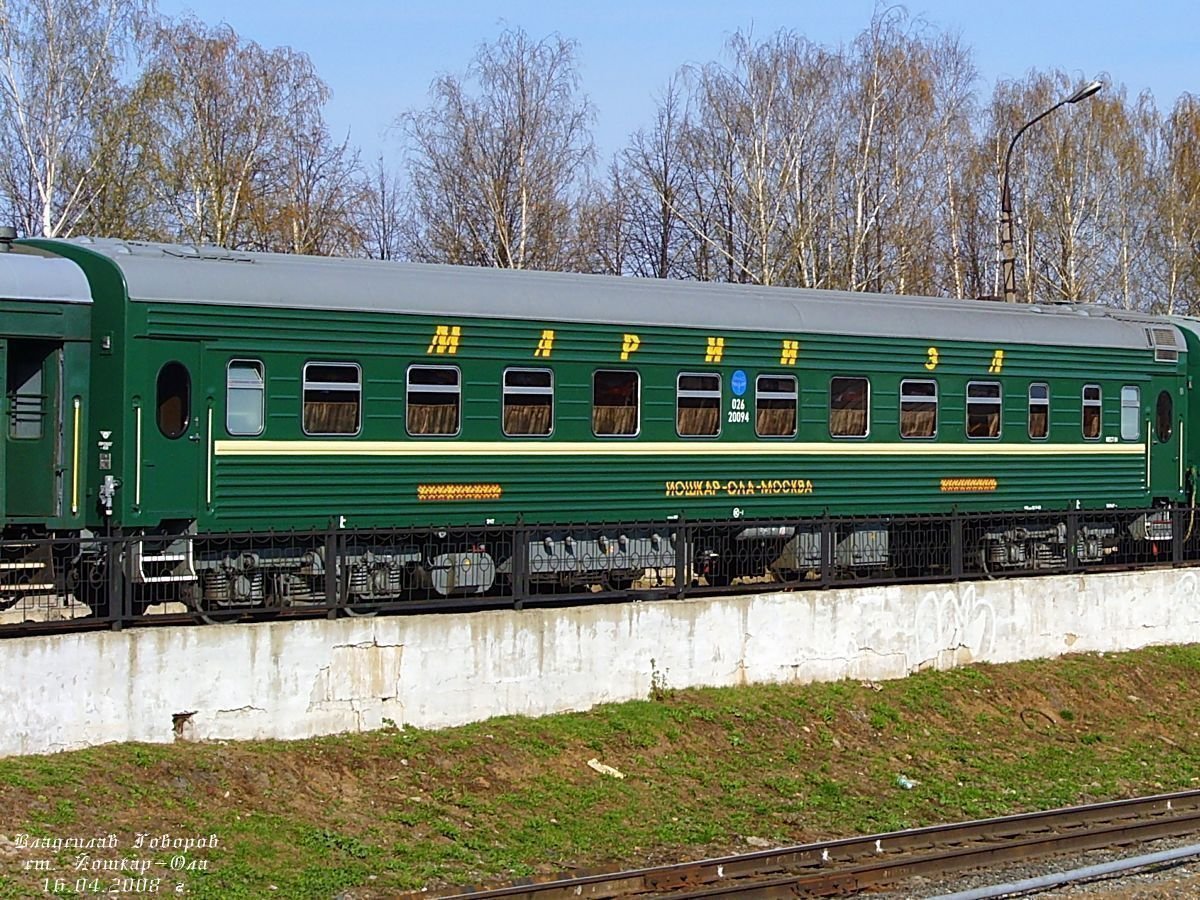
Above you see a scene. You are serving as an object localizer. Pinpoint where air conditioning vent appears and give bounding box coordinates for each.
[1152,327,1178,347]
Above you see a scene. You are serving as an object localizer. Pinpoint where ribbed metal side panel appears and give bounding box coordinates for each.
[204,452,1147,529]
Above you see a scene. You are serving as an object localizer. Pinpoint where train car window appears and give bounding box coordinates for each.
[226,360,265,436]
[966,381,1002,439]
[829,376,868,438]
[899,379,937,439]
[1157,391,1173,442]
[676,373,721,437]
[1028,383,1049,440]
[1120,386,1140,441]
[1082,385,1102,440]
[407,366,460,436]
[593,370,639,437]
[303,362,361,436]
[756,374,797,438]
[156,361,191,440]
[503,368,553,437]
[7,345,47,440]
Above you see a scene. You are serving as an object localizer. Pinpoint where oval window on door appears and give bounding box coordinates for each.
[156,361,191,439]
[1156,390,1173,443]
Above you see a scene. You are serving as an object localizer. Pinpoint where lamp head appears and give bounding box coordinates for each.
[1067,80,1103,104]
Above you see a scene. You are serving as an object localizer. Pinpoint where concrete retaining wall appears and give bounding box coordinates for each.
[4,568,1199,757]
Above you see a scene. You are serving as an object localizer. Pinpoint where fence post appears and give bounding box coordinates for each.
[1173,504,1184,565]
[108,533,127,630]
[820,514,833,587]
[324,526,339,618]
[675,513,689,600]
[512,514,528,610]
[1065,508,1078,573]
[950,511,964,580]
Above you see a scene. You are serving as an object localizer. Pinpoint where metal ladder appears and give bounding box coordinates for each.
[129,537,198,584]
[0,542,54,596]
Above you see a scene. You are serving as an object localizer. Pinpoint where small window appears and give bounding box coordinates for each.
[900,379,938,439]
[830,376,868,438]
[156,361,191,440]
[1082,385,1102,440]
[407,366,460,436]
[1157,390,1173,443]
[1120,386,1140,441]
[756,374,797,438]
[303,362,360,435]
[593,370,639,436]
[966,381,1002,439]
[1028,383,1049,440]
[503,368,553,436]
[226,360,264,436]
[677,373,721,437]
[7,345,47,440]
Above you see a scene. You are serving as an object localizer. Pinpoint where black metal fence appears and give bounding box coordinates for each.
[1,505,1196,636]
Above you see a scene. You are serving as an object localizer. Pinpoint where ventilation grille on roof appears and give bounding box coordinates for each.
[1148,327,1180,363]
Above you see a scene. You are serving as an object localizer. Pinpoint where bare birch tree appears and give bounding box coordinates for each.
[358,157,405,261]
[570,163,633,275]
[653,11,974,294]
[617,76,692,278]
[832,9,977,294]
[66,78,165,239]
[137,18,329,247]
[0,0,149,236]
[244,124,363,256]
[1155,94,1200,313]
[681,30,839,285]
[399,28,595,269]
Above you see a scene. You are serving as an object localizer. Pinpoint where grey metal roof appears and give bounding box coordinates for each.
[64,237,1169,352]
[1168,316,1200,343]
[1,251,92,304]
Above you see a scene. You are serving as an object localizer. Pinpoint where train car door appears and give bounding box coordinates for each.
[1149,386,1181,500]
[5,339,61,518]
[134,342,204,522]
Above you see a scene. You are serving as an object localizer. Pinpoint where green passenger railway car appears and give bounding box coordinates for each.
[3,235,1199,600]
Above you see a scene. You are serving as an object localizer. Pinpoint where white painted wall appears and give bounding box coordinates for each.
[4,568,1199,757]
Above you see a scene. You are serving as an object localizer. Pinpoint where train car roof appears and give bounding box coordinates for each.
[56,237,1174,352]
[1,250,93,304]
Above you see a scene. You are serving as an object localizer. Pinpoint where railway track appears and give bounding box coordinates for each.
[418,790,1200,899]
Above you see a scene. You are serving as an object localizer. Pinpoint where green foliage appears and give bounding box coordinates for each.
[868,702,903,730]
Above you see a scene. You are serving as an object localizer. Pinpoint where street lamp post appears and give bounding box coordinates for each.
[999,80,1103,302]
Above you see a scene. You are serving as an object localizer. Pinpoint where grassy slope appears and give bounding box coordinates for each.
[2,645,1199,899]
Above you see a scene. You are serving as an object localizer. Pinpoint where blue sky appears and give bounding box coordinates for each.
[157,1,1197,164]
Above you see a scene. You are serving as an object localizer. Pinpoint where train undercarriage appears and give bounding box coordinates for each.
[0,506,1185,626]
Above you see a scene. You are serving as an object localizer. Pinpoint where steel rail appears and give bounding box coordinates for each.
[663,811,1200,898]
[933,843,1200,900]
[420,790,1200,900]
